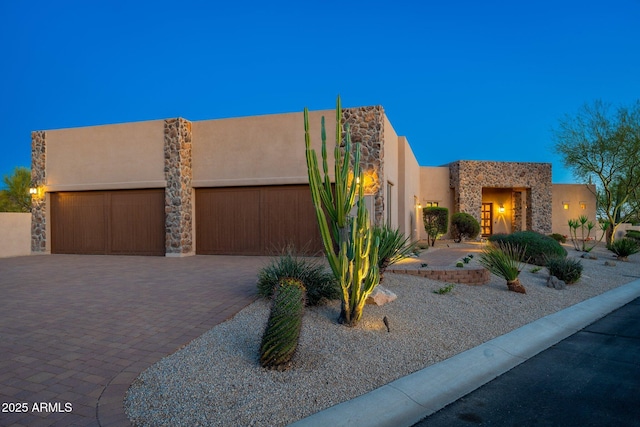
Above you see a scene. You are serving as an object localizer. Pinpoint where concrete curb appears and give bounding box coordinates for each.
[290,279,640,427]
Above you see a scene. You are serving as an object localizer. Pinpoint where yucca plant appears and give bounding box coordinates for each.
[478,242,527,294]
[373,224,417,277]
[304,96,380,327]
[607,238,640,261]
[259,278,306,370]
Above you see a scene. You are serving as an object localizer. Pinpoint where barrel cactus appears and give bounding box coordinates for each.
[259,277,306,370]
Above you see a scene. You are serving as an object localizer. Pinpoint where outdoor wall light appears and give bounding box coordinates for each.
[498,204,505,213]
[580,202,586,210]
[29,187,38,195]
[563,202,570,210]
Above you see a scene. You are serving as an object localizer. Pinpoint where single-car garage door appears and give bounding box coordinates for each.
[51,189,165,255]
[196,185,324,255]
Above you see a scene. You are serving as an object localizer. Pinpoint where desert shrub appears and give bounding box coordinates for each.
[373,225,417,273]
[259,278,306,370]
[450,212,480,242]
[546,257,583,284]
[257,249,338,305]
[549,233,567,243]
[607,238,640,261]
[626,230,640,242]
[423,207,448,246]
[489,231,567,266]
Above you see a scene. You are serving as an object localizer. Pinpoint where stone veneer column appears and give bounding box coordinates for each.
[164,118,193,256]
[512,191,523,232]
[31,131,47,253]
[342,106,385,225]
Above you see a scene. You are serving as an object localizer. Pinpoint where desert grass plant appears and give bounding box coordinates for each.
[304,96,380,327]
[607,238,640,261]
[434,283,455,294]
[478,242,527,294]
[546,257,583,284]
[256,248,338,306]
[373,224,417,277]
[259,278,306,370]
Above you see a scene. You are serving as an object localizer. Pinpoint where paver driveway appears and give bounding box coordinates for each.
[0,254,268,426]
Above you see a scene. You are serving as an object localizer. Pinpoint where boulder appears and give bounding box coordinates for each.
[546,275,566,290]
[366,286,397,306]
[604,261,616,267]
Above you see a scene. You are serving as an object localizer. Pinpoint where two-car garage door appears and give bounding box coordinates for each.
[195,185,324,255]
[50,185,323,256]
[51,189,165,255]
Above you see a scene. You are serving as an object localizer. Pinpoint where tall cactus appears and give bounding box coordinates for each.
[304,96,380,327]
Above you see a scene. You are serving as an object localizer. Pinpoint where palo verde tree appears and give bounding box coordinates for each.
[0,166,31,212]
[304,96,380,327]
[553,100,640,244]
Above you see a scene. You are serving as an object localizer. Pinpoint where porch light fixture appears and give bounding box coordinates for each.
[498,204,505,213]
[29,187,38,195]
[562,202,569,210]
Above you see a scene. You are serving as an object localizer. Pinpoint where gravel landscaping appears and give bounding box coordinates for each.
[125,243,640,427]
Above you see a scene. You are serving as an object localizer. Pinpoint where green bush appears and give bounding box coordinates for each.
[489,231,567,266]
[607,238,640,261]
[546,257,583,284]
[259,278,306,370]
[257,249,339,305]
[549,233,567,243]
[626,230,640,242]
[450,212,480,242]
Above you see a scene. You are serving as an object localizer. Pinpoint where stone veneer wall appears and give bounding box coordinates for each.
[31,131,47,252]
[512,191,523,232]
[164,118,193,255]
[342,106,385,225]
[449,161,552,234]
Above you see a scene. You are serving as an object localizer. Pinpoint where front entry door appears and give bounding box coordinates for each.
[481,203,493,236]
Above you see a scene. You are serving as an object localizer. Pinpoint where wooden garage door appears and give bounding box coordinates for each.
[196,185,324,255]
[51,189,165,255]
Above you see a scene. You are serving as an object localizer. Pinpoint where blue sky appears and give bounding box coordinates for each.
[2,0,639,189]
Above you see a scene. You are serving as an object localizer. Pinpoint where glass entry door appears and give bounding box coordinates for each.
[481,203,493,236]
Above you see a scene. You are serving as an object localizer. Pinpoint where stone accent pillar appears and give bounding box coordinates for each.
[512,191,523,232]
[31,131,47,253]
[164,118,193,256]
[342,106,385,225]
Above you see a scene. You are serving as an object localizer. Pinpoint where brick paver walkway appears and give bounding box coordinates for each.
[0,255,268,426]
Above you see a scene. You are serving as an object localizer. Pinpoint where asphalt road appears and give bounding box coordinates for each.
[413,297,640,427]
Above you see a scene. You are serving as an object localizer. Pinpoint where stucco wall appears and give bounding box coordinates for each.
[0,213,31,258]
[192,110,335,187]
[398,136,421,240]
[383,115,399,229]
[419,167,452,240]
[45,120,166,191]
[551,184,597,237]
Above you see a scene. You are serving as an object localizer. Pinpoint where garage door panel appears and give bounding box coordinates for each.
[196,188,261,255]
[52,192,107,254]
[110,190,165,255]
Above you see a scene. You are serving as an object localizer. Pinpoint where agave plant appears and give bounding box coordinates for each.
[478,242,527,293]
[607,238,640,261]
[373,225,417,276]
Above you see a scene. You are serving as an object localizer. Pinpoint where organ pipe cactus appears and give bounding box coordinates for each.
[304,96,380,327]
[259,278,306,370]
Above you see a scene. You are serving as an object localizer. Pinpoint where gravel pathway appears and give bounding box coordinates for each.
[125,244,639,426]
